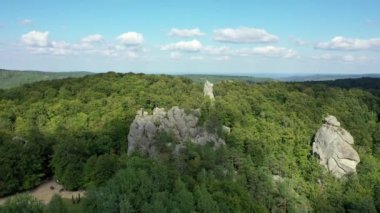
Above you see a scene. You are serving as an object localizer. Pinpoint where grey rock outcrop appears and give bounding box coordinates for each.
[312,116,360,178]
[127,106,225,156]
[204,80,215,100]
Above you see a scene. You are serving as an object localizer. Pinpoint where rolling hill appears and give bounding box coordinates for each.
[0,69,92,89]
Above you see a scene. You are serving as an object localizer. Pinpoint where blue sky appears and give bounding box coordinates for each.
[0,0,380,74]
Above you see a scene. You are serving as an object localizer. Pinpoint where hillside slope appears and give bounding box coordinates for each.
[0,69,91,89]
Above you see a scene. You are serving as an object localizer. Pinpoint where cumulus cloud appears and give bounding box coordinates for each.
[20,19,32,25]
[27,41,91,56]
[169,28,204,37]
[21,31,143,58]
[235,46,297,58]
[315,36,380,51]
[213,27,278,43]
[21,31,49,47]
[201,45,296,59]
[49,41,74,55]
[161,39,202,52]
[81,34,104,43]
[117,32,144,45]
[313,53,371,62]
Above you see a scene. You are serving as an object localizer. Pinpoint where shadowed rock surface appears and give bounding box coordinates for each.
[127,106,225,156]
[312,115,360,178]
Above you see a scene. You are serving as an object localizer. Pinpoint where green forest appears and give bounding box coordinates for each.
[0,70,91,89]
[1,72,380,212]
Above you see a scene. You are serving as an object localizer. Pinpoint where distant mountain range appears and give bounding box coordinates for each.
[1,69,380,89]
[179,73,380,83]
[179,74,272,83]
[278,74,380,82]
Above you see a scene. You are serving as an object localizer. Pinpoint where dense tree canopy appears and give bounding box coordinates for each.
[1,72,380,212]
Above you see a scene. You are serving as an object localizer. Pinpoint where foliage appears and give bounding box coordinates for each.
[0,130,52,196]
[0,193,44,213]
[45,194,67,213]
[83,153,120,187]
[1,72,380,212]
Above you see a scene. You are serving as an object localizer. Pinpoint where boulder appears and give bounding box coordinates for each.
[312,116,360,178]
[127,106,225,156]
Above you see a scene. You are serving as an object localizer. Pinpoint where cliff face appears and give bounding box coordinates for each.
[127,107,225,156]
[312,116,360,178]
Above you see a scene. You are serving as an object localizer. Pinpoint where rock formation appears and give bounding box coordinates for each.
[204,80,215,101]
[127,106,225,156]
[312,115,360,178]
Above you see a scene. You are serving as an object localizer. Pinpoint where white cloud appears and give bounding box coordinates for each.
[21,31,49,47]
[164,44,295,60]
[213,27,278,43]
[162,39,202,52]
[202,45,296,58]
[20,19,32,25]
[315,36,380,51]
[81,34,104,43]
[203,46,231,55]
[27,41,82,56]
[49,41,73,55]
[169,28,204,37]
[21,31,142,58]
[235,46,297,58]
[313,53,371,62]
[117,32,144,45]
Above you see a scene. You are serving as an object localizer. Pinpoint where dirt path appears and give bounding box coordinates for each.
[0,180,85,205]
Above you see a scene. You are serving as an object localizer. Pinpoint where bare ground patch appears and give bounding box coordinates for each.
[0,180,85,205]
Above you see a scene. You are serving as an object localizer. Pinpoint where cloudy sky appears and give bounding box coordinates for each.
[1,0,380,74]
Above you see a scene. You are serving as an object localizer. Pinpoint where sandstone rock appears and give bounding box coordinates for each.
[204,80,215,100]
[128,106,225,156]
[312,115,360,178]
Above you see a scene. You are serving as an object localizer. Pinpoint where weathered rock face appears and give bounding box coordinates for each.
[204,80,215,100]
[312,116,360,178]
[127,106,225,156]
